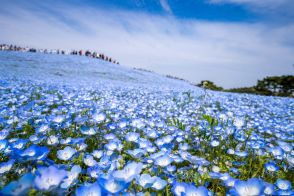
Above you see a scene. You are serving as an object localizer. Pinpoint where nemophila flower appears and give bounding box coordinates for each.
[184,184,210,196]
[34,166,67,191]
[76,142,87,151]
[286,155,294,167]
[107,123,116,130]
[0,139,8,151]
[11,139,28,149]
[29,134,44,144]
[162,135,174,143]
[265,162,279,172]
[210,140,220,147]
[80,125,96,135]
[92,150,103,159]
[127,149,146,159]
[176,136,184,142]
[93,112,106,123]
[137,174,156,189]
[60,137,72,145]
[61,165,81,189]
[0,129,9,140]
[88,165,103,178]
[118,120,127,129]
[0,159,15,174]
[172,182,187,196]
[52,115,65,124]
[276,179,292,191]
[209,172,221,179]
[104,133,116,140]
[98,176,128,194]
[147,130,158,138]
[75,182,101,196]
[113,162,143,183]
[105,141,119,151]
[270,146,284,157]
[98,155,111,170]
[84,155,97,167]
[131,118,145,129]
[275,189,294,196]
[224,177,237,187]
[151,177,167,191]
[1,173,35,196]
[36,124,49,134]
[229,178,264,196]
[155,154,173,167]
[16,145,49,161]
[234,118,244,129]
[227,148,235,155]
[230,168,240,175]
[235,151,248,158]
[166,165,176,172]
[277,141,292,152]
[212,165,220,173]
[57,146,77,161]
[263,182,274,195]
[125,132,140,142]
[47,135,59,145]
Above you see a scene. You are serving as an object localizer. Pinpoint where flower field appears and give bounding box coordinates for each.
[0,52,293,195]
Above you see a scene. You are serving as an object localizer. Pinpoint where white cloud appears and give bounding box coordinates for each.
[209,0,288,7]
[0,1,293,88]
[159,0,172,14]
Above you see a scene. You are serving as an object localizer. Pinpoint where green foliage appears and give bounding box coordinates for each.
[197,80,223,91]
[197,75,294,97]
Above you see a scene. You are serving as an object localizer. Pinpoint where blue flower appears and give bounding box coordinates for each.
[1,173,35,196]
[0,139,8,151]
[125,132,140,142]
[80,125,96,135]
[230,178,264,196]
[235,151,248,158]
[87,165,103,179]
[57,146,76,161]
[172,182,187,196]
[112,162,143,183]
[276,179,292,191]
[127,149,146,159]
[98,176,128,194]
[47,135,59,145]
[270,146,284,157]
[52,115,65,124]
[263,182,274,195]
[265,162,279,172]
[75,182,101,196]
[83,155,97,167]
[151,177,167,191]
[34,166,67,191]
[155,154,173,167]
[93,112,106,123]
[0,159,15,174]
[15,145,49,161]
[224,177,237,187]
[92,150,103,159]
[183,184,209,196]
[0,129,9,140]
[61,165,81,189]
[210,140,220,147]
[137,174,156,189]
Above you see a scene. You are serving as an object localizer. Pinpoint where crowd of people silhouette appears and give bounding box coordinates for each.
[0,44,119,64]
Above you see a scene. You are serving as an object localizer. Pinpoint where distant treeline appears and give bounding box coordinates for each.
[197,75,294,97]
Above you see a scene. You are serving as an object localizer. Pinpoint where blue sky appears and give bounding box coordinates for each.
[0,0,293,88]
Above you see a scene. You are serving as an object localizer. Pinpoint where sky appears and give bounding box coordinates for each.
[0,0,293,88]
